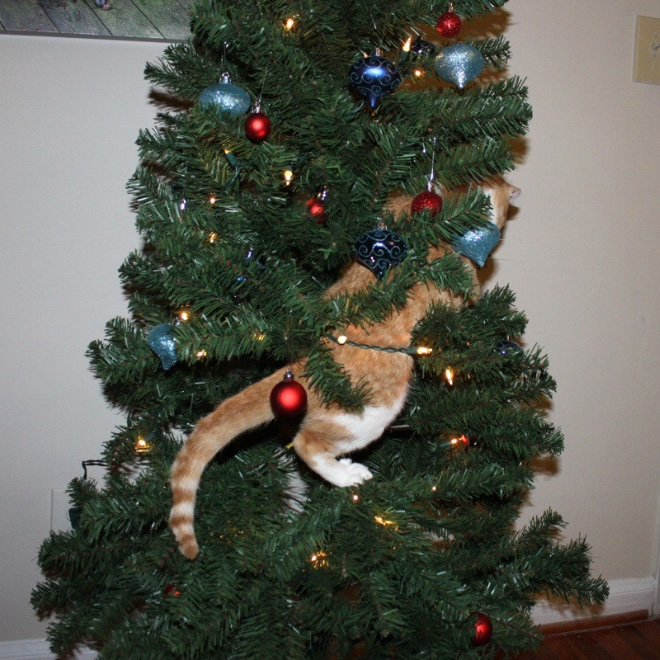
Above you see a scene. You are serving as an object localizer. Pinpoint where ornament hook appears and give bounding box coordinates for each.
[428,137,437,190]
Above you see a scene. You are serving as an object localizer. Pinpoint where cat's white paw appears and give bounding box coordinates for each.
[337,459,373,487]
[311,456,374,487]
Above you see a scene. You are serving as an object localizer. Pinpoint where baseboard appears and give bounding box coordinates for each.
[1,578,655,659]
[0,639,95,660]
[532,576,656,626]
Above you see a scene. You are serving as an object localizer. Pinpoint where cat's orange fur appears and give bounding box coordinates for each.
[169,179,519,559]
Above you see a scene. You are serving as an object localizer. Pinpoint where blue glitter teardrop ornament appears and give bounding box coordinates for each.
[451,223,501,268]
[348,55,403,109]
[199,73,251,117]
[435,43,484,89]
[354,227,408,279]
[147,324,178,370]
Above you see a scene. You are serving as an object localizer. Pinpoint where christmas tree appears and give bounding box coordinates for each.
[32,1,608,658]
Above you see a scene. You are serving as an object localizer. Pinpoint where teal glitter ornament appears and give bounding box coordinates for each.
[451,223,500,268]
[199,73,251,117]
[147,324,178,370]
[435,43,484,89]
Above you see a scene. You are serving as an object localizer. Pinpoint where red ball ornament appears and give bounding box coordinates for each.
[165,584,181,597]
[306,198,327,224]
[306,187,329,224]
[270,371,307,418]
[244,105,271,142]
[471,612,493,647]
[436,10,462,38]
[411,187,443,216]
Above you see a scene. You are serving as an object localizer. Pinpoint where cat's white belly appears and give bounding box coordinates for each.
[328,390,408,453]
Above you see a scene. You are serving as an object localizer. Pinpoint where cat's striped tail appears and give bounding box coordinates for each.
[169,369,286,559]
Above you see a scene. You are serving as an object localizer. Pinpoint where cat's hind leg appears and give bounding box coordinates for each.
[292,422,373,488]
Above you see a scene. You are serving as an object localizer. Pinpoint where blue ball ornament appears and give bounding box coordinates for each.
[451,223,501,268]
[348,55,402,109]
[495,339,524,357]
[199,73,251,117]
[147,324,178,371]
[354,227,408,279]
[435,43,484,89]
[410,36,437,57]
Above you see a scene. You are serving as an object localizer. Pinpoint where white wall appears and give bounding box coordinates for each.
[0,35,166,641]
[1,0,659,644]
[503,0,660,585]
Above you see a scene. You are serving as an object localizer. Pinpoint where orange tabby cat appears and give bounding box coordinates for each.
[170,179,519,559]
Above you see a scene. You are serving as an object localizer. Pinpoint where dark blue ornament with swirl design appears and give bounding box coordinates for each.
[354,227,408,279]
[348,55,403,109]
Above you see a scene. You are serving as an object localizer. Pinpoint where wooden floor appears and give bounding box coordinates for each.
[0,0,192,40]
[515,618,660,659]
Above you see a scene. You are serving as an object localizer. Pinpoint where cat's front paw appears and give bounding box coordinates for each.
[337,458,373,487]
